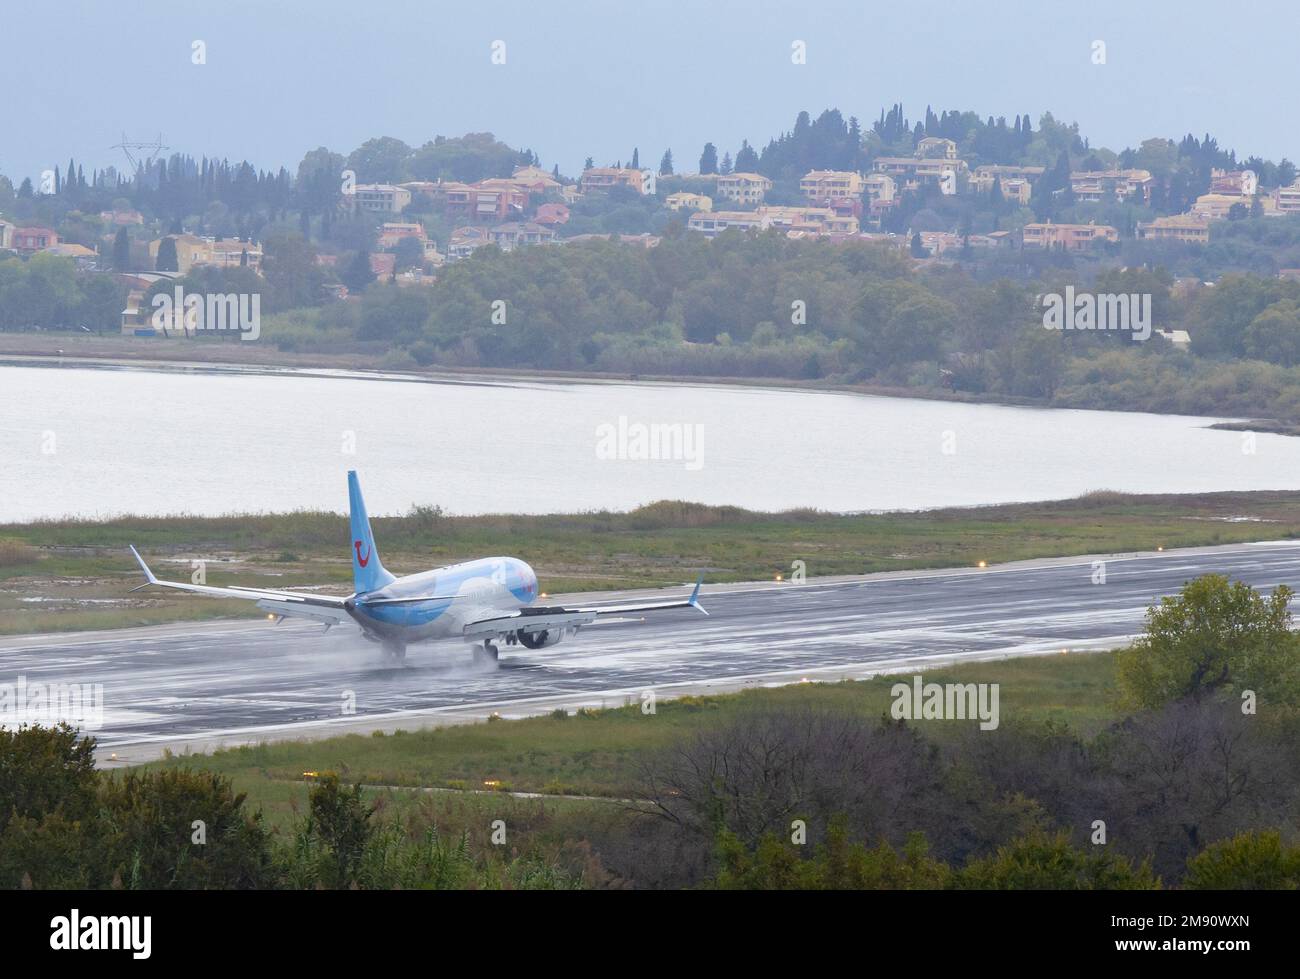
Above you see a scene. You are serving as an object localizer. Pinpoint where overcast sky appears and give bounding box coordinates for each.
[3,0,1295,184]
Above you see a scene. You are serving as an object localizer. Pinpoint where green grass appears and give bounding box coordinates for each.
[143,650,1122,818]
[3,489,1300,635]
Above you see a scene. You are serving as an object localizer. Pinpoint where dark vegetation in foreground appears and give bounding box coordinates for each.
[2,574,1299,890]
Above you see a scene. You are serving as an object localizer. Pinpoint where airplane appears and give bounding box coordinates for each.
[128,470,707,664]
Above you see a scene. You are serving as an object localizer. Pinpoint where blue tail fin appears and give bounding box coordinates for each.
[348,471,395,594]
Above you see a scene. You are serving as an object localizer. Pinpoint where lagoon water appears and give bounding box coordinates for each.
[0,362,1297,521]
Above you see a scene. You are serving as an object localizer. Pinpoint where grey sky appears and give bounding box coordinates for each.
[2,0,1294,185]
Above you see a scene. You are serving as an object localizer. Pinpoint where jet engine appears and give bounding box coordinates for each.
[515,627,565,649]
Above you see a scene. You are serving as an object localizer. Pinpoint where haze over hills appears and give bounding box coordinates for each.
[2,0,1297,183]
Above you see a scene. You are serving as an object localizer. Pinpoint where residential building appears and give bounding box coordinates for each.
[666,191,713,212]
[687,210,770,238]
[971,164,1046,186]
[799,170,866,202]
[148,234,262,273]
[580,167,653,195]
[442,180,528,221]
[913,231,996,255]
[1155,329,1191,349]
[1192,193,1251,220]
[915,136,959,160]
[687,205,856,238]
[871,157,968,191]
[997,178,1032,205]
[1274,181,1300,215]
[375,222,427,250]
[395,180,441,197]
[509,165,562,195]
[1137,213,1210,244]
[760,205,858,235]
[0,219,13,250]
[861,173,896,202]
[447,226,492,261]
[970,168,1036,204]
[11,226,59,253]
[373,222,442,267]
[203,238,262,270]
[1022,221,1119,250]
[714,172,773,204]
[352,183,412,213]
[45,243,98,268]
[486,221,556,250]
[534,203,570,226]
[99,209,144,226]
[116,272,181,335]
[369,253,397,278]
[120,288,149,334]
[1209,169,1257,195]
[564,233,662,248]
[1069,169,1152,203]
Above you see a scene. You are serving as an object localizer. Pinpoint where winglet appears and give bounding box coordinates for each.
[128,545,158,590]
[689,574,708,615]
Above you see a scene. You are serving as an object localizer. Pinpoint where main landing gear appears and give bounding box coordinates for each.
[382,640,407,663]
[473,640,500,667]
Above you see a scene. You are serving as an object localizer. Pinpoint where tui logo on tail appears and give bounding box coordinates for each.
[354,540,371,567]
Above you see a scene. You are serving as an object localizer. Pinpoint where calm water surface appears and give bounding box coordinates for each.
[0,362,1295,521]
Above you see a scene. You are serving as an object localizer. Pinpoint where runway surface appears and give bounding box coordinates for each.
[3,541,1299,764]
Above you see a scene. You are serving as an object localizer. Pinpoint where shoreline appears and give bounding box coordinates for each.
[3,333,1290,434]
[0,331,1146,416]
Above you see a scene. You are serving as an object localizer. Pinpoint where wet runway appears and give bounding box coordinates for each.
[3,541,1299,763]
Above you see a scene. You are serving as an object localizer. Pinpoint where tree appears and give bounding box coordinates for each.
[93,769,276,889]
[1183,831,1300,890]
[720,152,733,175]
[1243,299,1300,366]
[1116,575,1300,708]
[262,232,326,310]
[658,149,674,176]
[0,724,98,836]
[341,246,377,294]
[630,148,639,169]
[405,133,528,184]
[155,236,179,272]
[713,822,951,890]
[735,140,759,172]
[345,136,412,184]
[111,228,130,270]
[699,143,719,175]
[391,236,425,273]
[954,831,1160,890]
[305,773,374,888]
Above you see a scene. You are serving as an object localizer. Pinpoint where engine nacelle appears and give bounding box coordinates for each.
[515,627,564,649]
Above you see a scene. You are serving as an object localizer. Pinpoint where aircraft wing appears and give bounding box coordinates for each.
[128,546,352,626]
[569,576,708,616]
[462,577,707,641]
